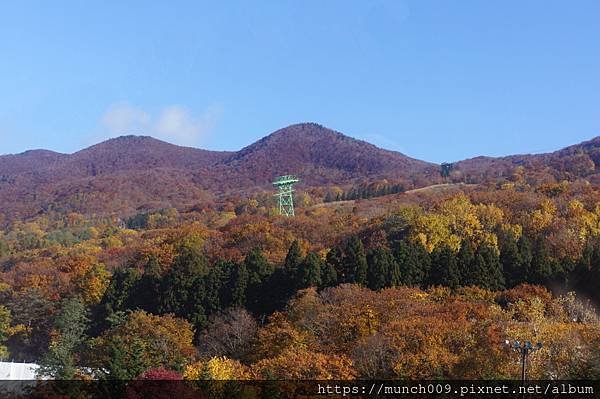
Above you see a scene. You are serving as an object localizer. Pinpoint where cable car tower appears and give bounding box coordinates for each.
[273,175,299,217]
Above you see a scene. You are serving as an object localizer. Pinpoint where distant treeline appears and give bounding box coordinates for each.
[324,183,405,202]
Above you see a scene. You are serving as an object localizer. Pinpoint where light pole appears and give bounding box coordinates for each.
[506,340,543,384]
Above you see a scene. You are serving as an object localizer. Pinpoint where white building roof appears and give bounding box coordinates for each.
[0,362,40,380]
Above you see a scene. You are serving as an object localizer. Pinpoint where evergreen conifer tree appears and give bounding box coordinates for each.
[344,237,368,285]
[284,240,303,288]
[367,248,393,290]
[298,252,323,288]
[428,245,460,289]
[39,297,90,379]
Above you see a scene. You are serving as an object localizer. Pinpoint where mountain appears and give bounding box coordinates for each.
[0,150,67,175]
[65,135,232,175]
[0,136,233,222]
[223,123,431,175]
[204,123,438,191]
[0,124,441,222]
[454,136,600,184]
[1,122,599,223]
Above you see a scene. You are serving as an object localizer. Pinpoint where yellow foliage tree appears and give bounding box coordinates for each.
[92,311,196,373]
[529,199,556,233]
[251,348,356,379]
[184,357,249,380]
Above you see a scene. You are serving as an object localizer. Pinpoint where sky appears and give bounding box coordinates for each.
[1,0,599,163]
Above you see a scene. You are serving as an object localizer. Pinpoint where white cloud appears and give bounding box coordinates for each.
[154,105,221,145]
[102,102,150,134]
[100,102,222,146]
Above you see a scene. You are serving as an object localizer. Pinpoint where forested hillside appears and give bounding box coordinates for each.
[1,168,599,379]
[0,124,440,223]
[3,123,600,225]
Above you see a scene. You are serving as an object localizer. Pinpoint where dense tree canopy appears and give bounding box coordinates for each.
[0,181,599,380]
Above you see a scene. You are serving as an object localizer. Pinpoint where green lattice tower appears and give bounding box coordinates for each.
[273,175,299,217]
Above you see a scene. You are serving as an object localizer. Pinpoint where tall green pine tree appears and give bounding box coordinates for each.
[478,244,505,290]
[518,235,533,283]
[499,234,524,288]
[39,297,90,379]
[344,237,368,285]
[326,247,344,282]
[284,240,303,289]
[457,240,476,285]
[244,248,274,315]
[393,241,429,287]
[428,245,460,289]
[366,248,395,290]
[159,245,209,318]
[321,262,338,288]
[530,240,557,284]
[229,262,248,308]
[298,252,323,288]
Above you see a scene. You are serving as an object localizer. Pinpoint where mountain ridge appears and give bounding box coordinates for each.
[5,124,599,165]
[1,122,600,222]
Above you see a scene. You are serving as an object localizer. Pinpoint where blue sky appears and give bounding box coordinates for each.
[1,1,599,162]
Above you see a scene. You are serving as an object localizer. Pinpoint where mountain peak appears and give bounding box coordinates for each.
[281,122,326,130]
[79,135,169,152]
[103,134,155,142]
[218,123,435,187]
[268,122,349,140]
[18,149,65,157]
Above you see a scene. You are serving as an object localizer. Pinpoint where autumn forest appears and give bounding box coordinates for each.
[1,124,600,383]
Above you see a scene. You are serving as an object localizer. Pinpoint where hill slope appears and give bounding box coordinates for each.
[454,136,600,184]
[1,122,599,222]
[0,136,233,221]
[205,123,439,191]
[0,124,439,221]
